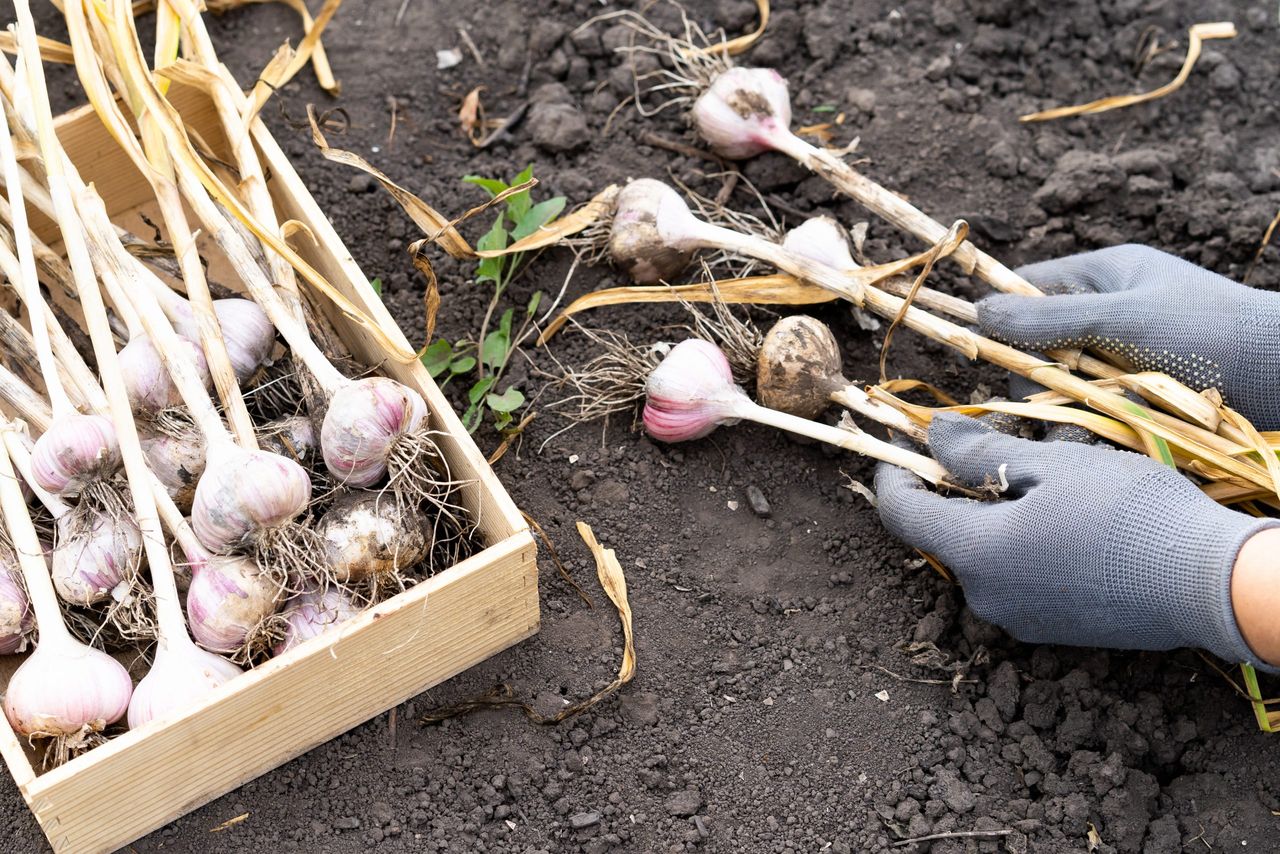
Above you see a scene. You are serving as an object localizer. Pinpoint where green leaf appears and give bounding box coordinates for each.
[462,175,509,197]
[486,387,525,413]
[498,307,515,340]
[481,329,509,370]
[467,376,496,405]
[493,409,513,430]
[526,290,544,318]
[512,196,567,240]
[475,218,509,284]
[449,356,476,374]
[420,339,453,378]
[505,164,535,223]
[461,402,483,433]
[369,277,383,296]
[812,104,837,113]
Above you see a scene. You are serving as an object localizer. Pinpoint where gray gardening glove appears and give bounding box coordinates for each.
[875,413,1279,670]
[978,244,1280,429]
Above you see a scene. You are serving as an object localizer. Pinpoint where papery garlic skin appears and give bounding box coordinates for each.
[186,551,281,654]
[692,67,793,160]
[191,446,313,554]
[31,414,121,497]
[318,493,430,584]
[172,298,276,383]
[140,430,207,513]
[0,562,32,655]
[257,415,317,464]
[126,643,241,729]
[320,377,429,488]
[643,339,744,442]
[609,179,705,284]
[4,639,132,737]
[51,510,143,607]
[273,585,359,656]
[119,334,211,416]
[782,217,856,273]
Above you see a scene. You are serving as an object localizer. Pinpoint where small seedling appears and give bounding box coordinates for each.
[421,165,563,434]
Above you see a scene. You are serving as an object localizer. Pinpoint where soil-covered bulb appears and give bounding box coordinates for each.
[692,67,793,160]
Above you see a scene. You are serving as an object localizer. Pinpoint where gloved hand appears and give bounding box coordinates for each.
[978,244,1280,430]
[875,413,1279,670]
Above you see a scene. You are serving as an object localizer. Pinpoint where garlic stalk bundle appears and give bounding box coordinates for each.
[757,315,925,441]
[273,583,359,656]
[0,544,33,655]
[645,339,948,483]
[317,491,431,586]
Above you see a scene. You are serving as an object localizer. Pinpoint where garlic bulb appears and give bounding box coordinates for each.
[0,553,32,655]
[119,333,211,417]
[172,297,276,383]
[320,377,429,488]
[51,508,143,607]
[691,67,793,160]
[781,217,856,272]
[756,315,845,420]
[140,429,207,513]
[257,415,317,464]
[30,413,121,497]
[126,641,241,729]
[185,549,282,655]
[608,179,705,284]
[191,444,313,554]
[643,339,745,442]
[4,635,132,741]
[317,492,430,584]
[273,584,359,656]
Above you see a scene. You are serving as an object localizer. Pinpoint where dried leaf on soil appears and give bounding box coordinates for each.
[458,86,485,145]
[476,184,620,258]
[683,0,770,57]
[1020,21,1236,122]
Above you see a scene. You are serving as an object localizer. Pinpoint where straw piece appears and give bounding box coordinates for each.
[1020,22,1236,123]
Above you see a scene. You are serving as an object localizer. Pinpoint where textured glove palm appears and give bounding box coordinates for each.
[875,413,1277,669]
[979,244,1280,429]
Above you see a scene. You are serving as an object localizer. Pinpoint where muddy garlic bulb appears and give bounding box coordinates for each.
[140,429,207,513]
[0,552,31,655]
[51,509,143,607]
[185,547,282,655]
[691,67,793,160]
[191,445,313,555]
[172,298,276,383]
[643,339,746,442]
[320,377,429,488]
[126,642,241,729]
[609,179,704,284]
[119,334,211,417]
[756,315,845,420]
[273,584,359,656]
[317,492,430,584]
[30,414,121,497]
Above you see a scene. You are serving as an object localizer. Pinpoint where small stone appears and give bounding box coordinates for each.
[666,789,703,817]
[845,87,877,115]
[746,485,771,517]
[333,817,361,830]
[527,102,591,153]
[348,174,375,194]
[570,812,601,830]
[570,469,596,491]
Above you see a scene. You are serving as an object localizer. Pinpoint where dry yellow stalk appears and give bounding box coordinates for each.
[1020,22,1236,122]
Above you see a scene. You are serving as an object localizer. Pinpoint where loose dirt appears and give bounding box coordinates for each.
[4,1,1279,852]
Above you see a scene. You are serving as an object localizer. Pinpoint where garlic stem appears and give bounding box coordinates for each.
[0,361,53,431]
[0,85,74,417]
[829,385,927,443]
[729,397,947,485]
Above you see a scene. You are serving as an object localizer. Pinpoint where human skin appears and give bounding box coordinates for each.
[1233,528,1280,667]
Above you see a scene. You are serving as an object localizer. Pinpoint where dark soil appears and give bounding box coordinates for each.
[5,1,1280,852]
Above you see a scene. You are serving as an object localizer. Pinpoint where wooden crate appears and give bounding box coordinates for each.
[0,85,540,854]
